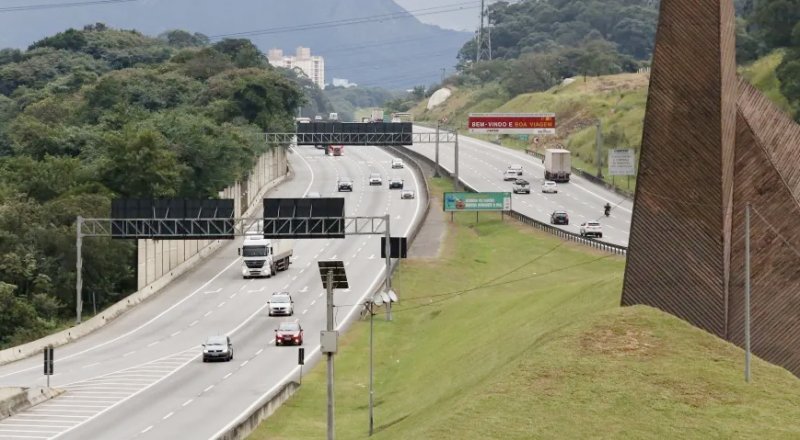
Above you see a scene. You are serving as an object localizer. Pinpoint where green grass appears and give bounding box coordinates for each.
[248,179,800,440]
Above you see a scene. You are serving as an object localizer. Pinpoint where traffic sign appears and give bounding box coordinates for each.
[608,149,636,175]
[468,113,556,135]
[443,192,512,212]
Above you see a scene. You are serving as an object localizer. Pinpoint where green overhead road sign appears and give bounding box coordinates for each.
[443,192,512,212]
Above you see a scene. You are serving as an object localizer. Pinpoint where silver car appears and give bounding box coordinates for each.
[202,336,233,362]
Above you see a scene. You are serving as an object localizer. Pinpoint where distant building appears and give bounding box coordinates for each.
[267,47,325,89]
[332,78,358,88]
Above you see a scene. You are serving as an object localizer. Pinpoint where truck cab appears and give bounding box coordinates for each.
[239,234,293,278]
[327,145,344,156]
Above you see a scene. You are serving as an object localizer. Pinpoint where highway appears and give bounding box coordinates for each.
[408,126,633,246]
[0,144,424,439]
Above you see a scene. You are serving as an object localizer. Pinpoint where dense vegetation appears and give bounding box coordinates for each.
[442,0,800,121]
[0,25,305,347]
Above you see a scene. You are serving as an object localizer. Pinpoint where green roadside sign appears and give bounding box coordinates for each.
[443,192,512,212]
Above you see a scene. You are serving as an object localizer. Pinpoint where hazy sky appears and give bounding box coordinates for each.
[394,0,482,32]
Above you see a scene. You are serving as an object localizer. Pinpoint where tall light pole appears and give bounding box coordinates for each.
[744,203,752,383]
[434,122,441,178]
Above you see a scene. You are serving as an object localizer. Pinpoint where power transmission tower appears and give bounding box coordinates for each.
[475,0,492,62]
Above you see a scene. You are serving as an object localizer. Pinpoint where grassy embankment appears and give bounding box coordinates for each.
[249,178,800,440]
[411,51,792,195]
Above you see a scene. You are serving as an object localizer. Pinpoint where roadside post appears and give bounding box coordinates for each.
[44,345,54,387]
[298,347,305,385]
[318,261,348,440]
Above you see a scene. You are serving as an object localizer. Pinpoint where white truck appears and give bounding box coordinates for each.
[544,148,571,183]
[371,109,384,122]
[239,234,294,279]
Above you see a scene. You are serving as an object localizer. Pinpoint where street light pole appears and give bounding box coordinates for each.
[368,301,375,436]
[434,122,441,178]
[454,131,460,191]
[595,120,603,179]
[744,203,752,383]
[76,216,83,324]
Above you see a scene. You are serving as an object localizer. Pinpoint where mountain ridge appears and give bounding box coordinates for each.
[0,0,471,88]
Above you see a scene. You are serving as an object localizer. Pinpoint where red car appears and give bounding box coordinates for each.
[275,321,303,346]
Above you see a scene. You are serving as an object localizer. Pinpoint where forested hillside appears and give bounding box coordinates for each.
[446,0,799,119]
[0,26,304,347]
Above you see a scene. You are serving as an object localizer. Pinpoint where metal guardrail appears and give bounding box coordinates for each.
[399,143,628,256]
[264,132,457,145]
[523,148,634,200]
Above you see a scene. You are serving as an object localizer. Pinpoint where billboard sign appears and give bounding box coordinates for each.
[443,192,512,212]
[467,113,556,135]
[608,149,636,176]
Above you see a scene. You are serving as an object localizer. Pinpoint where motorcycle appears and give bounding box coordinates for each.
[604,204,611,217]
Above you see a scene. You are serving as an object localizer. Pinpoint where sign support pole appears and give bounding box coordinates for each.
[76,216,83,324]
[384,214,392,321]
[595,120,603,179]
[326,269,335,440]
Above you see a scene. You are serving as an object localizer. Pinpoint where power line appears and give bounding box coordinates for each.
[210,1,480,39]
[0,0,137,13]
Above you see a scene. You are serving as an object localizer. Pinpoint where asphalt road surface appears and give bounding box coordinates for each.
[0,144,424,440]
[408,126,633,246]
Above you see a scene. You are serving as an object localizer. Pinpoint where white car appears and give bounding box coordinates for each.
[579,221,603,238]
[268,292,294,316]
[512,179,530,194]
[305,191,321,198]
[391,158,404,169]
[541,181,558,193]
[401,190,415,199]
[369,173,383,185]
[503,169,519,181]
[508,164,523,176]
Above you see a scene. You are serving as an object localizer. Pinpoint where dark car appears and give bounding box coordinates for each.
[550,210,569,225]
[275,321,304,346]
[388,178,404,189]
[202,335,233,362]
[338,178,353,192]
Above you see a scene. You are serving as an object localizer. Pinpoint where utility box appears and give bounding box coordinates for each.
[321,331,338,354]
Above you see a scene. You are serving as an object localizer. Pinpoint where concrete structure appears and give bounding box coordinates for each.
[622,0,800,375]
[268,47,325,89]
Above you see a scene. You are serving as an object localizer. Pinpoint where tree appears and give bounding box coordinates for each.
[752,0,800,48]
[159,30,210,48]
[100,129,183,197]
[212,39,267,68]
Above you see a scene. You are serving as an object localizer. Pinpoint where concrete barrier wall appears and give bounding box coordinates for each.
[216,382,299,440]
[0,147,289,366]
[0,387,63,420]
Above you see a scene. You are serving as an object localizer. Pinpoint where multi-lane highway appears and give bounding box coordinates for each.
[408,127,633,246]
[0,144,424,439]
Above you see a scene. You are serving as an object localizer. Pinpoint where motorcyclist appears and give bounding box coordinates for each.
[604,202,611,217]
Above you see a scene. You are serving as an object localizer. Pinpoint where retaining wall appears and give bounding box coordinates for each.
[0,147,289,366]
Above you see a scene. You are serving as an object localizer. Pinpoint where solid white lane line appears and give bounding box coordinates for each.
[1,257,243,380]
